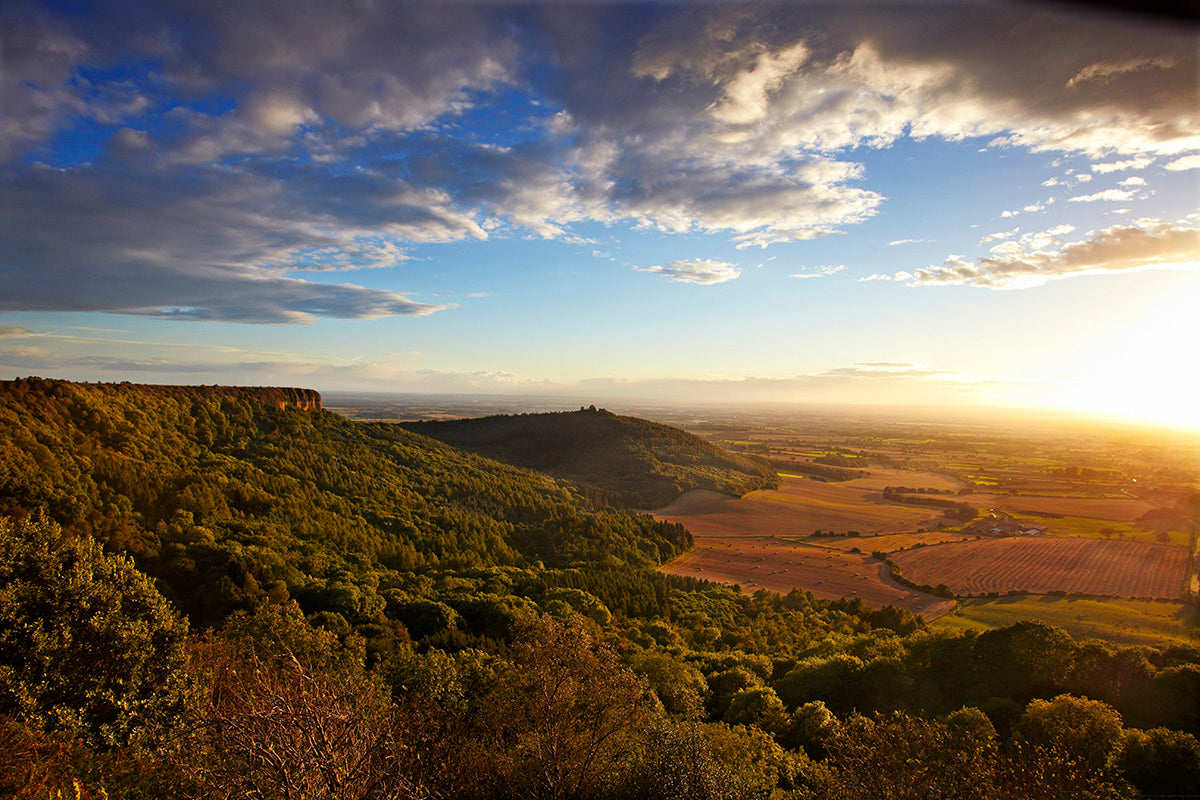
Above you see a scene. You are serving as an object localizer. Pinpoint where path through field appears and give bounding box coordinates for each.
[656,478,956,619]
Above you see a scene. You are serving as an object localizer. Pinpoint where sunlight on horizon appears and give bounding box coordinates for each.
[1032,289,1200,432]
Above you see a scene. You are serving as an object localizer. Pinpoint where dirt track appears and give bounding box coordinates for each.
[656,480,956,619]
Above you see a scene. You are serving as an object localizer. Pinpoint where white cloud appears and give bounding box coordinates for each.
[1165,155,1200,171]
[888,238,929,246]
[1119,176,1147,187]
[790,264,845,279]
[1091,157,1153,173]
[907,217,1200,289]
[633,259,741,285]
[980,228,1019,245]
[1069,188,1137,203]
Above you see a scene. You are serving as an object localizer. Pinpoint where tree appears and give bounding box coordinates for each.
[823,712,998,800]
[1116,727,1200,797]
[0,513,194,748]
[633,651,709,719]
[181,603,423,800]
[472,614,655,800]
[1014,694,1125,775]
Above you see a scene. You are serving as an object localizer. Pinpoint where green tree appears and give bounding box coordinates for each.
[1116,727,1200,797]
[823,712,998,800]
[0,513,194,748]
[473,615,656,800]
[1014,694,1125,775]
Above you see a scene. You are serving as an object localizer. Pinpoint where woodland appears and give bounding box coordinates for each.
[0,377,1198,799]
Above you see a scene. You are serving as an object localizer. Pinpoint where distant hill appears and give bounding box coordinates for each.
[0,378,690,629]
[400,407,779,508]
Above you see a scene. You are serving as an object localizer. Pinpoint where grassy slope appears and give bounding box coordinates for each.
[400,408,779,508]
[934,595,1200,648]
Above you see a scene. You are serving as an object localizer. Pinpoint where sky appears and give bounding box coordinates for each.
[1,0,1198,429]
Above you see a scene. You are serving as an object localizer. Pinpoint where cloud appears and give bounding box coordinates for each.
[888,238,929,246]
[1066,57,1174,89]
[633,259,741,285]
[0,162,461,323]
[858,271,912,282]
[1118,176,1147,187]
[1165,155,1200,171]
[1,0,1197,313]
[1091,157,1153,173]
[907,218,1200,288]
[1001,200,1053,218]
[980,228,1019,245]
[790,264,845,279]
[1069,188,1137,203]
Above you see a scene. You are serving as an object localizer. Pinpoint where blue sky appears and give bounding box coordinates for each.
[1,0,1198,427]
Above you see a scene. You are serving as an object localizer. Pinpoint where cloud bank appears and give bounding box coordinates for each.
[1,0,1196,321]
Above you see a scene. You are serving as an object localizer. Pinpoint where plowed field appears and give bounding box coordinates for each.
[656,477,956,619]
[890,536,1189,598]
[658,535,956,619]
[959,493,1155,522]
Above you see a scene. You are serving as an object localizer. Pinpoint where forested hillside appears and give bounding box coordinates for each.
[0,378,692,629]
[1,378,1199,799]
[400,407,779,508]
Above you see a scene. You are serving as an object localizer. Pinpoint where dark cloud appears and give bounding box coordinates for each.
[0,163,452,322]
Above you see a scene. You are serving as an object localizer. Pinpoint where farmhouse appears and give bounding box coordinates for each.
[966,510,1047,538]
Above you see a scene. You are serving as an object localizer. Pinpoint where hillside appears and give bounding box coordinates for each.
[4,379,1200,799]
[0,378,691,630]
[400,407,779,508]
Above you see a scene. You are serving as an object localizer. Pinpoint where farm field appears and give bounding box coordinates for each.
[796,530,972,552]
[959,492,1155,522]
[660,406,1198,634]
[934,596,1200,648]
[891,536,1189,598]
[658,533,956,619]
[656,478,956,619]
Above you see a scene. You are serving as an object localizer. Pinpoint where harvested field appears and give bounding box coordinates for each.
[659,535,955,619]
[656,477,955,619]
[891,536,1189,599]
[959,493,1155,522]
[803,530,972,552]
[846,468,964,492]
[658,476,939,537]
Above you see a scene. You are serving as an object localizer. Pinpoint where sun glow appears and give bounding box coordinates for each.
[1036,289,1200,431]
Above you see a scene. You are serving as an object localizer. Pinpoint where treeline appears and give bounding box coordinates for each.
[883,486,977,521]
[767,459,867,482]
[400,408,780,508]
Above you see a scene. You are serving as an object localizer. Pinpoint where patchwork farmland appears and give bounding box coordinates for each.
[890,536,1190,598]
[656,478,958,619]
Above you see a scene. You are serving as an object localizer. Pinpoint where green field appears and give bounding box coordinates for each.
[933,595,1200,648]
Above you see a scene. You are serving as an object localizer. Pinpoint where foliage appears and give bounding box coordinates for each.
[469,615,656,800]
[0,512,194,749]
[180,605,420,800]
